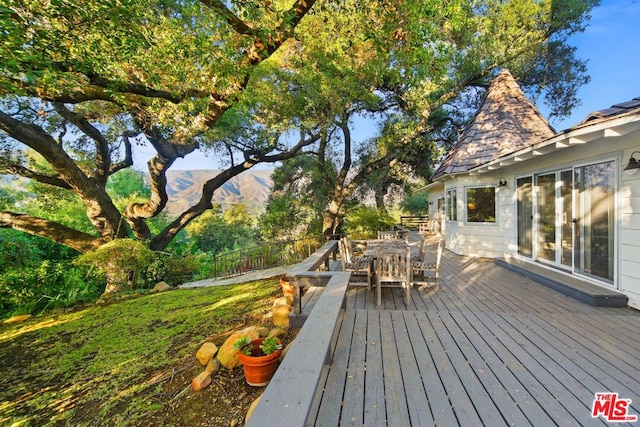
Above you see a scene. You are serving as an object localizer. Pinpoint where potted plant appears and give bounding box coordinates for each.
[234,336,283,386]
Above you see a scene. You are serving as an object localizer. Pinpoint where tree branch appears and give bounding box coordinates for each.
[0,211,102,253]
[0,161,71,189]
[149,130,321,250]
[198,0,256,35]
[52,103,111,180]
[109,132,135,175]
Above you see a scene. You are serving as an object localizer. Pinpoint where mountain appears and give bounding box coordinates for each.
[164,169,273,214]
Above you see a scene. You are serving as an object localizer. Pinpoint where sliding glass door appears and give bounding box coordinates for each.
[574,161,615,282]
[519,160,616,284]
[517,177,533,257]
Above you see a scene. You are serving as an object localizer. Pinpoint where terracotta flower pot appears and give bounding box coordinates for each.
[280,276,294,299]
[238,338,282,386]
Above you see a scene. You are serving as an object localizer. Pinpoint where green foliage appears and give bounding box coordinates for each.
[260,194,305,240]
[260,336,282,355]
[75,239,155,292]
[233,336,252,355]
[0,277,280,425]
[234,336,282,356]
[0,229,78,272]
[402,191,430,215]
[186,209,255,255]
[106,168,151,210]
[146,250,210,286]
[343,206,396,239]
[0,261,102,316]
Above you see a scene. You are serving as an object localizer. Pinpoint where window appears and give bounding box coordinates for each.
[466,187,496,223]
[446,189,457,221]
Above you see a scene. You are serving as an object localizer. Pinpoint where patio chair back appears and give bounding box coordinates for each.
[339,238,373,289]
[418,220,438,236]
[375,246,412,306]
[413,238,443,290]
[377,230,398,240]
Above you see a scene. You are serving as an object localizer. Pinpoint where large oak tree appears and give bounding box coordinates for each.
[265,0,599,235]
[0,0,318,253]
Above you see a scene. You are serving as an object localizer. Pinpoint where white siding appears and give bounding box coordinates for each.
[437,126,640,304]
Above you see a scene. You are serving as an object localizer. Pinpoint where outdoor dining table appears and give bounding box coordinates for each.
[362,239,410,258]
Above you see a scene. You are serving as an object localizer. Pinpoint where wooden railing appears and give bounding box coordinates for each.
[211,234,341,279]
[245,240,350,427]
[400,215,429,229]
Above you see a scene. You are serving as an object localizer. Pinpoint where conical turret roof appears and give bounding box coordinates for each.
[432,69,555,180]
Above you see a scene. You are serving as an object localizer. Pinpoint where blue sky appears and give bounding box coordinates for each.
[542,0,640,130]
[152,0,640,170]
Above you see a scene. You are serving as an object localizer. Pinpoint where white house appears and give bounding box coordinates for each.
[427,69,640,310]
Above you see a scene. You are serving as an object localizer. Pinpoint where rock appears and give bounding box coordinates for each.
[192,370,212,391]
[272,304,292,328]
[279,341,294,362]
[280,276,294,298]
[205,357,220,374]
[216,326,260,370]
[196,342,218,365]
[272,296,293,307]
[256,326,270,337]
[2,314,32,324]
[245,394,262,423]
[267,327,288,339]
[151,281,171,293]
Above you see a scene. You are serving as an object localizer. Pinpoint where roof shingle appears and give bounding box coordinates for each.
[432,69,555,180]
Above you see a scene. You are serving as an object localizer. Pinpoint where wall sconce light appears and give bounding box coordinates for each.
[429,201,433,205]
[498,177,508,187]
[624,151,640,175]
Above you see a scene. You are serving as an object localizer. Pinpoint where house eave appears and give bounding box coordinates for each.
[468,110,640,175]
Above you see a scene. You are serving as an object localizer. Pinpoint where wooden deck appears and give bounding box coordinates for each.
[309,244,640,426]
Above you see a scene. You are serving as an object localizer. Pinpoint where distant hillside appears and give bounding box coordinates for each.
[164,169,273,214]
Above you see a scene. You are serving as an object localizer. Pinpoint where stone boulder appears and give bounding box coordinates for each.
[245,394,262,423]
[267,327,288,339]
[272,304,292,328]
[192,370,212,391]
[196,342,218,366]
[216,326,261,370]
[151,281,171,293]
[272,296,293,307]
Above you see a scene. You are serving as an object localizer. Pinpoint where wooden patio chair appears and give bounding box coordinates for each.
[377,230,398,240]
[375,246,412,306]
[412,238,443,290]
[339,238,373,289]
[418,220,438,236]
[411,236,429,264]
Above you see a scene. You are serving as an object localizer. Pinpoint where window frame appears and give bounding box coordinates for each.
[446,188,457,221]
[465,185,497,224]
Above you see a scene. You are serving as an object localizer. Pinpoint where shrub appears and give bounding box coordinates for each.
[0,261,102,317]
[344,206,396,239]
[75,239,155,293]
[146,251,210,286]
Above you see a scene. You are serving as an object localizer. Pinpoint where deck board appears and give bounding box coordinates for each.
[309,236,640,426]
[389,311,432,427]
[378,310,411,427]
[315,309,354,426]
[364,310,386,426]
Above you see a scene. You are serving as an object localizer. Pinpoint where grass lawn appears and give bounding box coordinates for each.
[0,277,284,426]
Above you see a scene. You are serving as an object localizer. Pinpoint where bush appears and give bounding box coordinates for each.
[75,239,155,293]
[0,261,103,317]
[343,206,396,239]
[146,251,212,286]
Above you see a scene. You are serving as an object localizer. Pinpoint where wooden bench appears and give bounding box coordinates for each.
[287,240,340,328]
[246,241,351,427]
